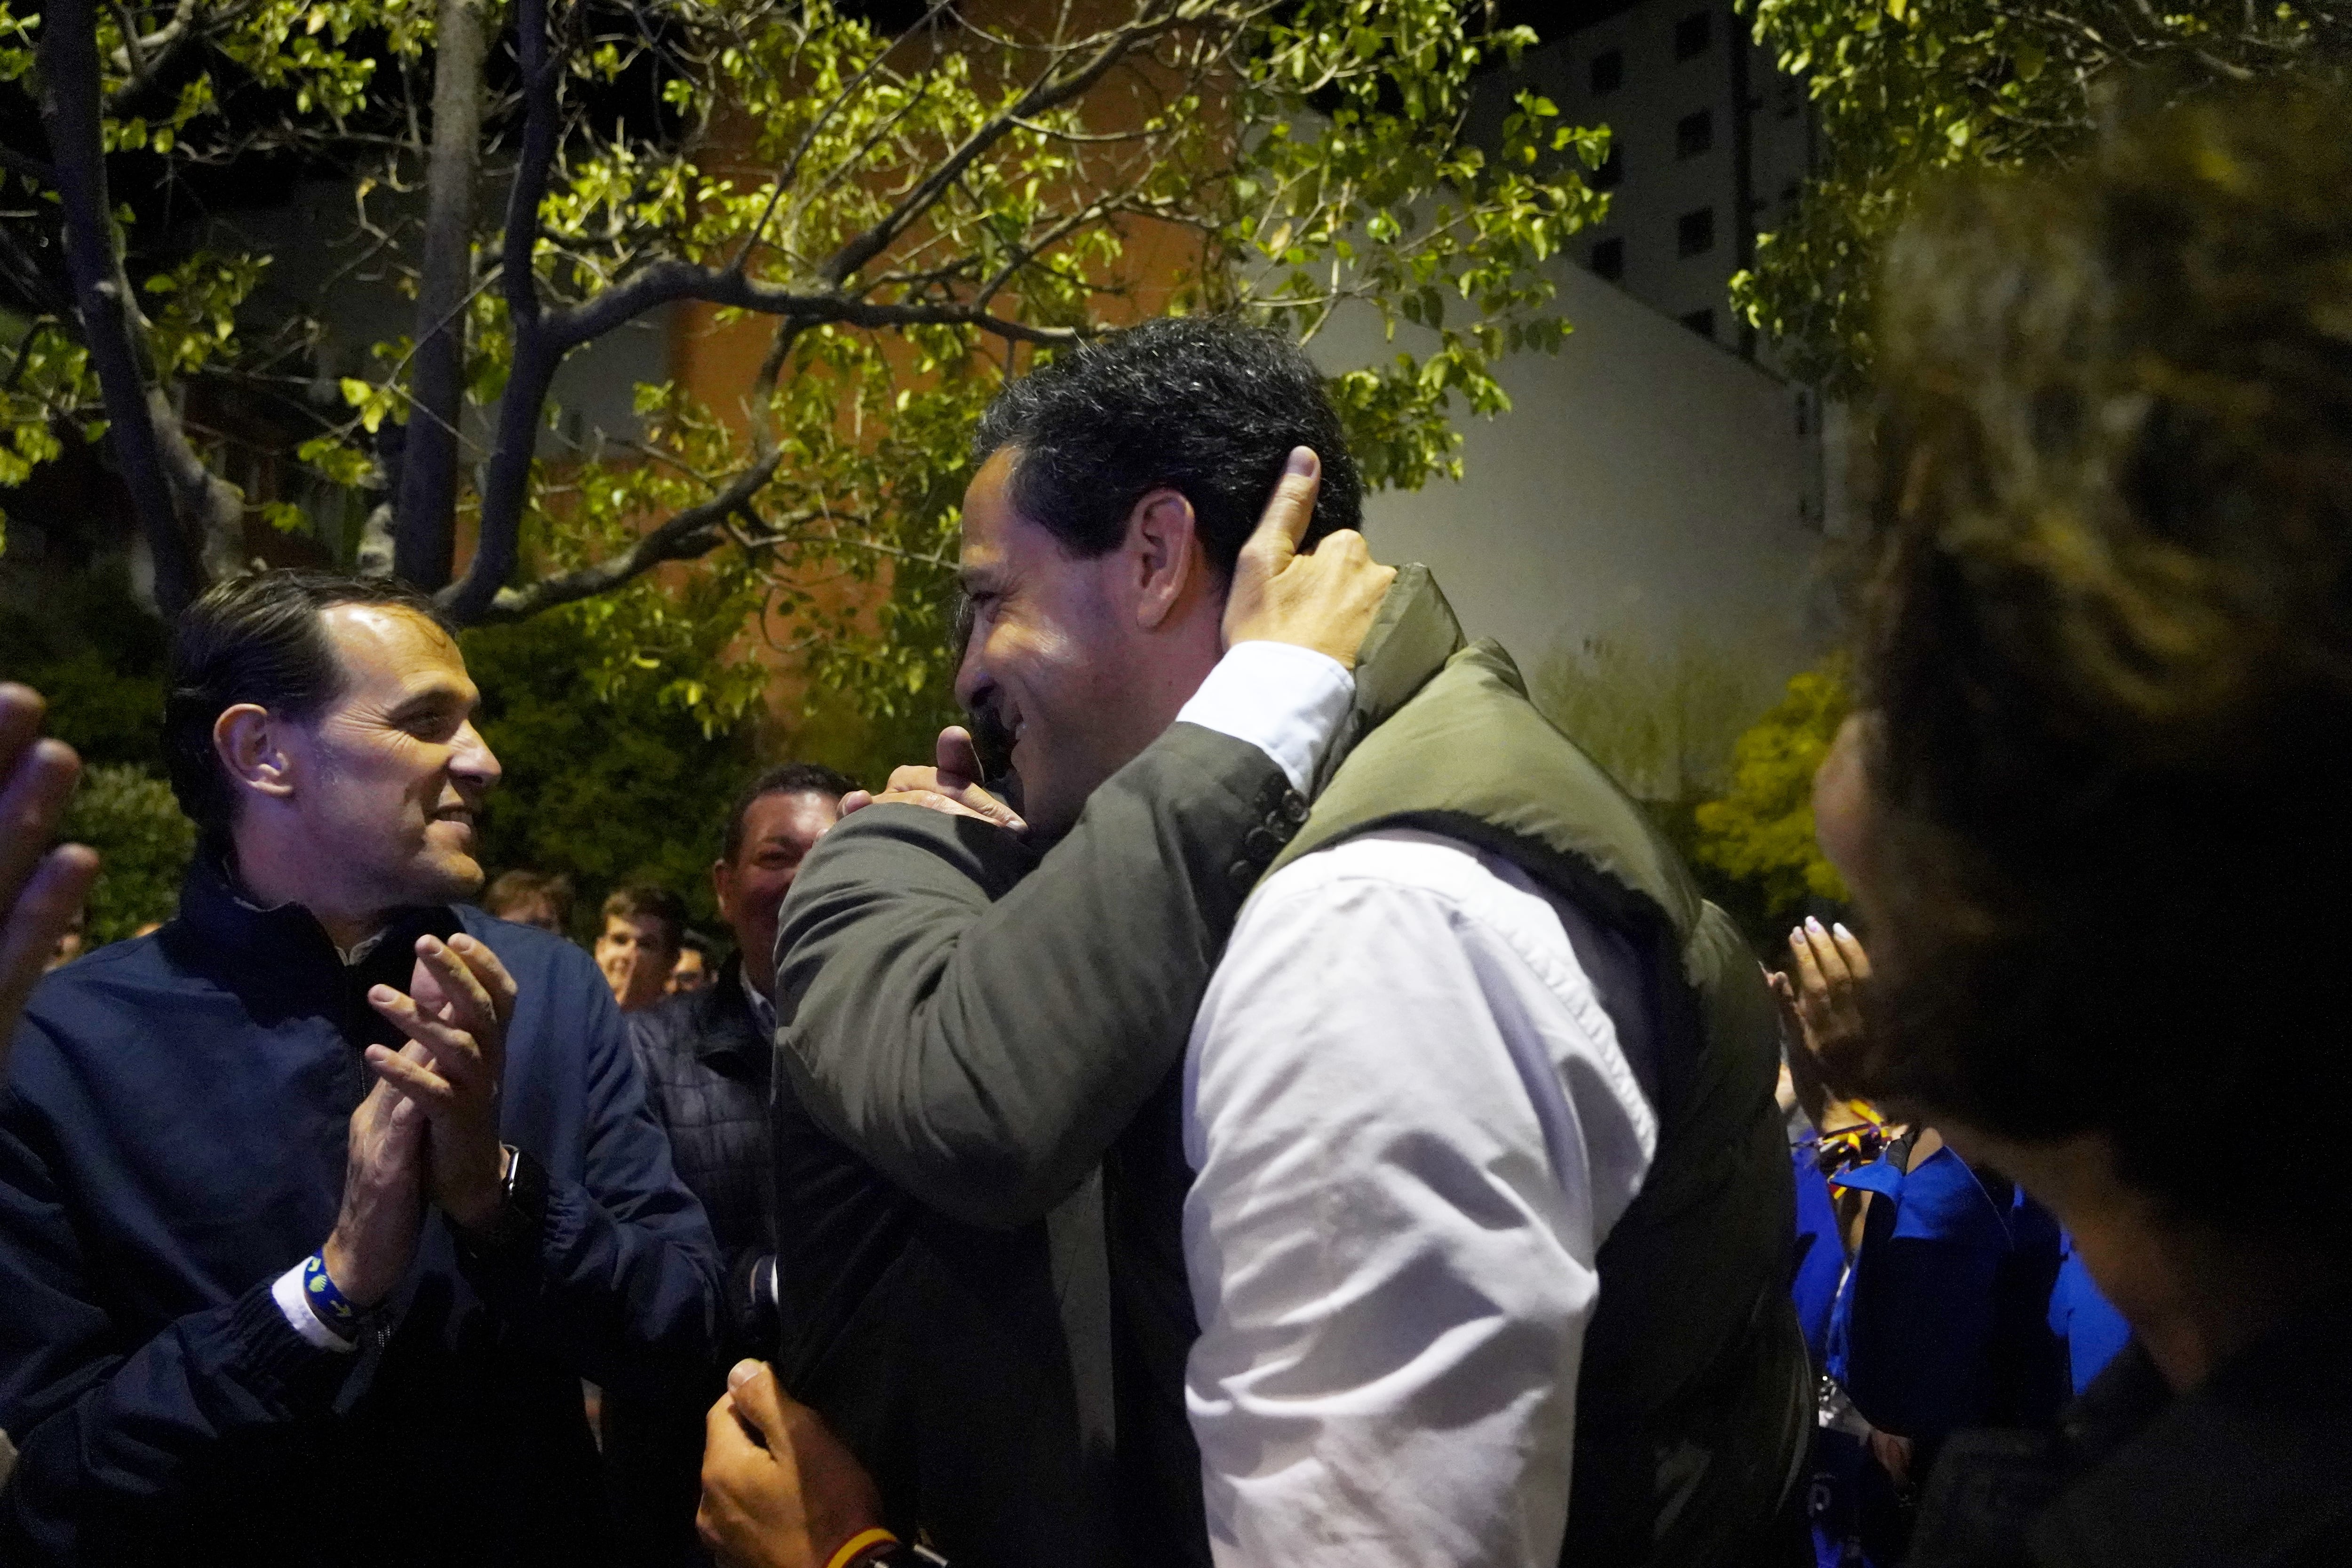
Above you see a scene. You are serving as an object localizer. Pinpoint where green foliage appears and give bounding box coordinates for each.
[1692,658,1851,931]
[1732,0,2350,389]
[0,562,169,771]
[458,608,763,932]
[1,0,1604,741]
[1530,633,1772,804]
[60,764,196,945]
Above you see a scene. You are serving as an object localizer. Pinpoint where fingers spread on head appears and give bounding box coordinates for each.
[1248,447,1321,558]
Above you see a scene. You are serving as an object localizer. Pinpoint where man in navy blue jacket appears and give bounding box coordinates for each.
[0,571,721,1564]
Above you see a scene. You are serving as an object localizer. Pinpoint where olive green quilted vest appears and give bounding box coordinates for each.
[1269,567,1810,1567]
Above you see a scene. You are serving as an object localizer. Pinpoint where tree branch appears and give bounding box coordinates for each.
[819,3,1190,289]
[39,0,208,615]
[469,449,784,621]
[442,0,562,622]
[391,0,488,589]
[538,256,1085,355]
[0,143,55,184]
[103,0,232,116]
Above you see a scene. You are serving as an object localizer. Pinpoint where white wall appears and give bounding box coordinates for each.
[1309,259,1830,722]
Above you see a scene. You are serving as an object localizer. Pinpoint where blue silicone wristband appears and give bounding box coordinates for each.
[300,1251,362,1334]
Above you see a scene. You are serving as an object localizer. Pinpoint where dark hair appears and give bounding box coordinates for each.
[970,315,1363,578]
[1856,82,2352,1246]
[721,762,855,864]
[601,885,688,954]
[678,930,715,961]
[166,570,455,846]
[483,869,574,926]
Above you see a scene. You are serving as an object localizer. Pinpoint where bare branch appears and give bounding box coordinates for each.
[469,450,784,621]
[818,0,1202,289]
[535,255,1085,354]
[0,144,55,184]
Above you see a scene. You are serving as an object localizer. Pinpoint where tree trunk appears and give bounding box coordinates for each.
[392,0,488,591]
[37,0,207,617]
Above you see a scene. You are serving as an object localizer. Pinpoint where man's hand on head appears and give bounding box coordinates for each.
[363,932,518,1234]
[1222,447,1397,670]
[839,725,1027,834]
[0,684,99,1067]
[698,1359,884,1568]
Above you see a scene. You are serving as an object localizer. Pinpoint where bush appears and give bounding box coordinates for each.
[461,609,762,934]
[60,764,197,945]
[1691,658,1852,934]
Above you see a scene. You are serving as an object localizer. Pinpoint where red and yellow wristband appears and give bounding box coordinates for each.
[825,1528,903,1568]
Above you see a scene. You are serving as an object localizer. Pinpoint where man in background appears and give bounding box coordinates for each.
[599,883,688,1011]
[670,931,716,995]
[611,762,851,1563]
[485,868,575,936]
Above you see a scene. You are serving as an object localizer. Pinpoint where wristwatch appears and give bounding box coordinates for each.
[458,1144,548,1257]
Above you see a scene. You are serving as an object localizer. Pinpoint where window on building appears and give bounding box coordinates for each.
[1674,11,1711,61]
[1682,308,1716,338]
[1677,207,1716,257]
[1590,146,1623,191]
[1590,238,1625,281]
[1675,109,1714,159]
[1590,48,1624,95]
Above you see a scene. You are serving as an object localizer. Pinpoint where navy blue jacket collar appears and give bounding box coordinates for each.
[165,852,462,1035]
[689,955,769,1085]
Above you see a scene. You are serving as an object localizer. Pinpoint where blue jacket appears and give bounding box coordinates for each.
[0,857,720,1565]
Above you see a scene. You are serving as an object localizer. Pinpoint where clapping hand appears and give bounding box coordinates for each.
[320,1055,432,1310]
[364,933,517,1234]
[0,684,99,1073]
[1769,915,1873,1103]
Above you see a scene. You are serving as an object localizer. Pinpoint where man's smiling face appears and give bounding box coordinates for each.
[286,604,501,911]
[953,448,1170,841]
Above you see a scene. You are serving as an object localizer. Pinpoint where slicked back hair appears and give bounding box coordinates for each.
[165,570,456,849]
[970,316,1363,578]
[721,762,855,865]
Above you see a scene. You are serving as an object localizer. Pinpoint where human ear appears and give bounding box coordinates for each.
[213,704,296,804]
[711,858,735,924]
[1127,488,1200,631]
